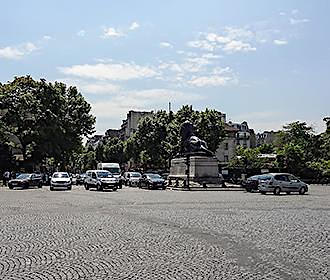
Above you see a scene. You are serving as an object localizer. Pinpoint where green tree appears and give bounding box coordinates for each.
[0,76,95,167]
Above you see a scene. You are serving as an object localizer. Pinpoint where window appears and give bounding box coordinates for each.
[274,175,289,181]
[225,143,228,150]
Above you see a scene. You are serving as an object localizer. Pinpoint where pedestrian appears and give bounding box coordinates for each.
[3,170,10,186]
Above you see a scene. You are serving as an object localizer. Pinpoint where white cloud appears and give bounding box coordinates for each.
[102,27,124,38]
[0,42,38,60]
[273,39,288,45]
[188,75,234,87]
[0,47,24,60]
[290,18,310,25]
[43,35,52,40]
[90,88,203,120]
[129,22,140,30]
[160,42,173,48]
[58,62,159,81]
[187,40,216,51]
[279,12,286,16]
[77,30,86,37]
[292,9,299,15]
[222,40,256,53]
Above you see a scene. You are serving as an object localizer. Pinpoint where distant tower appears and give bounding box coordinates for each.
[323,117,330,132]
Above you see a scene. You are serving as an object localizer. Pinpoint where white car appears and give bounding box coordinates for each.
[127,172,142,187]
[258,173,308,195]
[85,170,119,191]
[50,172,72,191]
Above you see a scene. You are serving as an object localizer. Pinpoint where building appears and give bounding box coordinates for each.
[215,123,239,164]
[120,110,153,140]
[256,131,279,146]
[216,120,256,164]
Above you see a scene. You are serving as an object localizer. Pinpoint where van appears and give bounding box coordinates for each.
[97,163,122,188]
[85,170,119,191]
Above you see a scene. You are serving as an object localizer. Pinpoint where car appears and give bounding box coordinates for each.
[50,172,72,191]
[139,173,166,190]
[258,173,308,195]
[242,174,272,192]
[127,172,142,187]
[85,170,119,191]
[76,173,87,185]
[8,173,43,189]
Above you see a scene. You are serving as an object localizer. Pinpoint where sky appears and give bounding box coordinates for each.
[1,0,329,134]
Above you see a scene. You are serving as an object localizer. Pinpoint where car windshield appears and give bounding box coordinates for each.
[147,174,162,179]
[97,171,112,178]
[16,174,31,179]
[131,173,141,177]
[103,168,120,174]
[53,173,69,178]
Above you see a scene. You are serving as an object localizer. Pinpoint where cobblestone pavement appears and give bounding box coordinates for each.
[0,185,328,280]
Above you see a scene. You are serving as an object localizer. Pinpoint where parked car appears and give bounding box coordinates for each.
[242,174,272,192]
[139,173,166,190]
[127,172,142,187]
[50,172,72,191]
[76,173,87,185]
[258,173,308,195]
[85,170,119,191]
[8,173,43,189]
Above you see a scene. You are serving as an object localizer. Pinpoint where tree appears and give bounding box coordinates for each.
[0,76,95,167]
[125,106,225,169]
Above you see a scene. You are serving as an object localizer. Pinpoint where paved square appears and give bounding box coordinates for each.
[0,185,328,279]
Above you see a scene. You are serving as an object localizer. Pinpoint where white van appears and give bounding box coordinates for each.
[96,163,122,188]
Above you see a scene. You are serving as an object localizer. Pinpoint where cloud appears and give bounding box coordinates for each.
[187,40,216,51]
[273,39,288,45]
[58,62,159,81]
[188,75,235,87]
[91,88,203,119]
[43,35,52,40]
[222,40,256,53]
[160,42,173,48]
[188,27,257,54]
[102,27,124,38]
[0,42,38,60]
[77,30,86,37]
[129,22,140,30]
[290,18,310,25]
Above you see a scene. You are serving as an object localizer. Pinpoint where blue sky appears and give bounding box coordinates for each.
[1,0,329,134]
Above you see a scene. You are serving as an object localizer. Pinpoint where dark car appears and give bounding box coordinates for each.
[139,173,166,190]
[76,173,87,185]
[242,174,272,192]
[8,173,43,189]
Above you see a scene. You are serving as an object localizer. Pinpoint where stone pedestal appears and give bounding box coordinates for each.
[169,156,224,190]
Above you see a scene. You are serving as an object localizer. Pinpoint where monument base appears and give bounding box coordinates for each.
[169,156,225,190]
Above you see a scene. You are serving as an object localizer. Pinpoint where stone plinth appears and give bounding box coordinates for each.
[169,156,223,189]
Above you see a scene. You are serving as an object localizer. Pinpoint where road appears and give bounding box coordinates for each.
[0,185,328,280]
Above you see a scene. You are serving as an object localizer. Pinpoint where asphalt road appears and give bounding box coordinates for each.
[0,185,328,280]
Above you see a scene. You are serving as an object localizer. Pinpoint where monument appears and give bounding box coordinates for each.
[169,121,224,190]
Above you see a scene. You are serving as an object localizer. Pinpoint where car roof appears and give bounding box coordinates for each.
[53,172,69,175]
[86,170,111,172]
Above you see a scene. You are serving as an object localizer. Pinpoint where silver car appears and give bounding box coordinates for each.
[258,173,308,195]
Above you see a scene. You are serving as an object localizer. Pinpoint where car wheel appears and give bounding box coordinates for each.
[246,188,252,192]
[162,185,166,190]
[128,182,131,187]
[84,183,89,190]
[113,187,117,191]
[50,186,54,191]
[299,187,306,195]
[38,182,42,188]
[8,185,13,190]
[286,192,290,195]
[68,185,72,191]
[97,184,103,192]
[274,187,281,195]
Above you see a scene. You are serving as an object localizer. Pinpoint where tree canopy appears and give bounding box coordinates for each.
[0,76,95,168]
